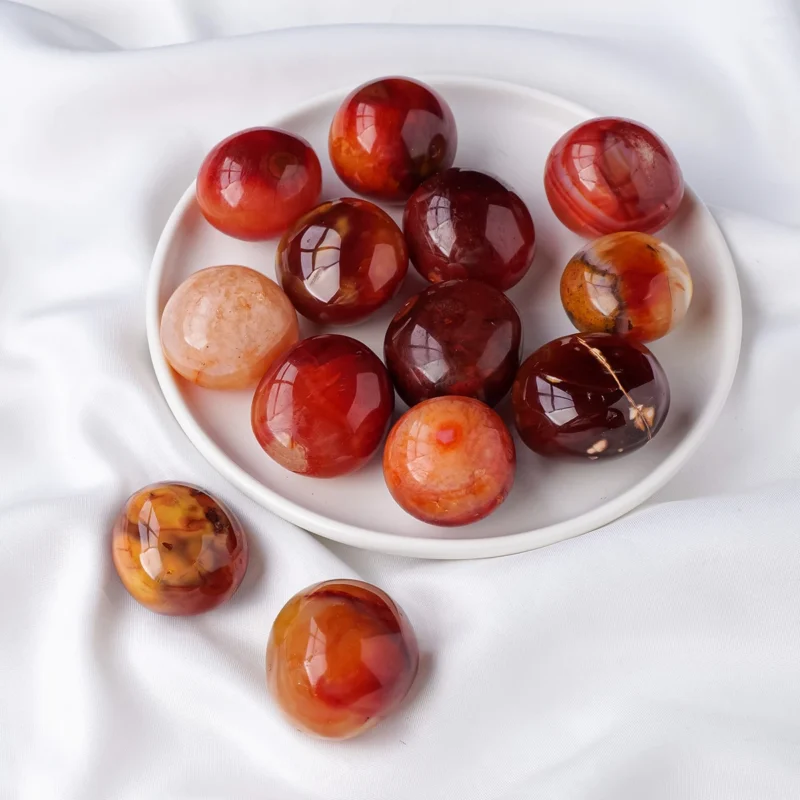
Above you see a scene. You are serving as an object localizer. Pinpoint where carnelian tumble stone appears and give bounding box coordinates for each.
[544,117,684,238]
[384,279,522,407]
[512,332,670,459]
[251,334,395,478]
[383,396,515,526]
[329,76,457,203]
[111,483,248,615]
[160,265,299,390]
[276,197,408,325]
[197,128,322,240]
[267,579,419,740]
[404,168,536,291]
[561,232,693,343]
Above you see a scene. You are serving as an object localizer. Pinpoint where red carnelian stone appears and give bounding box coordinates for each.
[276,198,408,325]
[329,76,457,203]
[544,117,684,238]
[251,335,394,477]
[197,128,322,240]
[384,279,522,407]
[404,168,536,290]
[267,579,419,739]
[512,332,670,459]
[383,396,515,526]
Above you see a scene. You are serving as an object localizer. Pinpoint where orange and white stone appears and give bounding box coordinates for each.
[383,396,516,526]
[160,265,299,389]
[560,232,692,343]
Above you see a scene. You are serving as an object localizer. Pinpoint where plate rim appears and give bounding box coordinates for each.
[146,75,743,560]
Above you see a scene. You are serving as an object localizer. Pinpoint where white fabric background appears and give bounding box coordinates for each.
[1,1,799,797]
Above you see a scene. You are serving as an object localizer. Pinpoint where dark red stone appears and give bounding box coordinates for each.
[276,198,408,325]
[512,332,670,458]
[384,279,522,407]
[328,76,457,203]
[251,335,394,477]
[403,168,536,290]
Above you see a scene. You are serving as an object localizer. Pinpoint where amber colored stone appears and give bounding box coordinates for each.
[160,265,299,390]
[196,128,322,240]
[251,335,394,477]
[266,579,419,739]
[384,279,522,407]
[111,483,248,615]
[403,168,536,290]
[329,76,457,203]
[512,332,670,459]
[383,396,515,526]
[544,117,684,238]
[276,198,408,325]
[561,232,693,342]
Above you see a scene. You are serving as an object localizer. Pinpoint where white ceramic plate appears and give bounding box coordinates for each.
[147,76,741,560]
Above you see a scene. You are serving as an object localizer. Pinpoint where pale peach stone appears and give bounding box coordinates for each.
[161,265,299,390]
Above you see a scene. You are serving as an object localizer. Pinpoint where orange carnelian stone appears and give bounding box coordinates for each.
[383,396,515,526]
[251,335,394,477]
[560,231,693,343]
[329,76,457,203]
[197,128,322,240]
[267,579,419,739]
[112,483,248,615]
[276,198,408,325]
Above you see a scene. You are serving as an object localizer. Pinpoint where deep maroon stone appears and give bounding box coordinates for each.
[403,168,536,291]
[512,332,670,458]
[384,279,522,407]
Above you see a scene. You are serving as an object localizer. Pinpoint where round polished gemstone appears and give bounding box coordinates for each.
[251,335,394,477]
[197,127,322,240]
[544,117,684,237]
[403,168,536,290]
[329,76,457,203]
[512,332,670,459]
[276,198,408,325]
[267,579,419,739]
[383,396,515,526]
[384,279,522,407]
[112,483,248,615]
[561,232,693,342]
[160,265,299,390]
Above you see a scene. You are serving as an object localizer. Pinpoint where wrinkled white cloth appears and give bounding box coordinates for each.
[2,2,800,798]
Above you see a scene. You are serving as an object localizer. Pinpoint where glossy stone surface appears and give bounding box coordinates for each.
[161,265,299,390]
[561,232,693,342]
[267,579,419,740]
[112,483,248,615]
[383,396,515,526]
[404,168,536,290]
[329,76,457,203]
[197,128,322,240]
[512,332,670,459]
[252,335,394,477]
[384,279,522,407]
[276,198,408,325]
[544,117,684,237]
